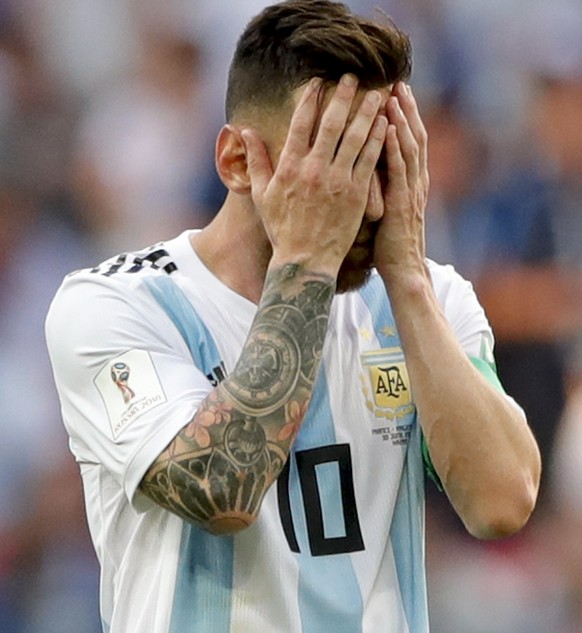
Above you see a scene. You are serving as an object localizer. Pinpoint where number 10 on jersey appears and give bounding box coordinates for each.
[277,443,365,556]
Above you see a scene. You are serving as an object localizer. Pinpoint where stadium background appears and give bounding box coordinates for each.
[0,0,581,631]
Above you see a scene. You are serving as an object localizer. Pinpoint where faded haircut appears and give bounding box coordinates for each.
[225,0,412,122]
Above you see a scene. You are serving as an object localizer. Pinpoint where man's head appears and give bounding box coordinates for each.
[220,0,413,293]
[226,0,412,124]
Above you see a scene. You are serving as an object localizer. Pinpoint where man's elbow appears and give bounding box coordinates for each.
[203,510,259,536]
[140,479,263,536]
[463,475,540,540]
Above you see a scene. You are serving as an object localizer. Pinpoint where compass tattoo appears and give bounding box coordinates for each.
[140,263,335,533]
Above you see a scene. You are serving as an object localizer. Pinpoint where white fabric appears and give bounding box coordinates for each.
[46,230,496,633]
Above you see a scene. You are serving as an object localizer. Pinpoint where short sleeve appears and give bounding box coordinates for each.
[45,272,214,511]
[422,261,524,488]
[428,260,494,362]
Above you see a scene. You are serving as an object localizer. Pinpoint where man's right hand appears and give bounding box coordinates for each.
[242,74,387,279]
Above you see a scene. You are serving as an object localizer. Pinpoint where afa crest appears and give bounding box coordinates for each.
[360,348,415,420]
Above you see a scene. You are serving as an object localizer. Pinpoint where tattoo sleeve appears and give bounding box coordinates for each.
[140,264,335,533]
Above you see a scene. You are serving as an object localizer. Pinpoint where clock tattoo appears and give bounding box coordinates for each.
[140,263,335,532]
[224,323,301,414]
[300,314,328,383]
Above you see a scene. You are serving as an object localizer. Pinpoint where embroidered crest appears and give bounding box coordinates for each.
[360,348,415,420]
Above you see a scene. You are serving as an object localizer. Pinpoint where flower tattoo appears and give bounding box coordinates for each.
[187,392,233,448]
[277,398,310,442]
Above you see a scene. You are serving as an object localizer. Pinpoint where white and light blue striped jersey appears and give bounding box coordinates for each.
[45,230,497,633]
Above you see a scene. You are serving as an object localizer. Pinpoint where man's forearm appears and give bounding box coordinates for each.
[141,263,335,534]
[383,269,541,539]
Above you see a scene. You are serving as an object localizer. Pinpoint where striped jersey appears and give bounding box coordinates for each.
[45,230,496,633]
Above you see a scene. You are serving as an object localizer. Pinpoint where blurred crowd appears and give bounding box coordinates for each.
[0,0,580,631]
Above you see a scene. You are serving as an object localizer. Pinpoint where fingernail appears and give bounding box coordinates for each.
[342,73,357,86]
[366,90,382,108]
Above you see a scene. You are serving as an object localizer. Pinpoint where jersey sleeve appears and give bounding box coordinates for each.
[428,260,493,363]
[45,272,214,512]
[429,263,527,404]
[423,261,524,488]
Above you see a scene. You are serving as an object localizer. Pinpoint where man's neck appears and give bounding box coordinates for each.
[190,194,271,304]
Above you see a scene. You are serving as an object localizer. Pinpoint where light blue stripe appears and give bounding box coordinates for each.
[315,461,346,538]
[170,524,234,633]
[144,276,222,375]
[144,275,233,633]
[357,274,399,348]
[389,422,429,633]
[357,276,429,632]
[101,620,110,633]
[291,365,364,633]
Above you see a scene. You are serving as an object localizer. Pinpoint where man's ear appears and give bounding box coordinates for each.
[215,124,251,194]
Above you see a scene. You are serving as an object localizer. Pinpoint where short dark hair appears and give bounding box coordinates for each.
[225,0,412,121]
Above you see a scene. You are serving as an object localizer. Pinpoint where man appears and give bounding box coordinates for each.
[45,1,541,631]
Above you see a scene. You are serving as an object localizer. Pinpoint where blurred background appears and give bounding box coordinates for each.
[0,0,580,631]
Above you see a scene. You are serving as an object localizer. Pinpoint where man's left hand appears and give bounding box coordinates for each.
[373,82,430,284]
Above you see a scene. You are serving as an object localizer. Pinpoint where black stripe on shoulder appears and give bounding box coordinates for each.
[90,246,178,277]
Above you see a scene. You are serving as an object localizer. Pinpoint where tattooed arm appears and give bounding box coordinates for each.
[141,265,334,534]
[140,75,388,534]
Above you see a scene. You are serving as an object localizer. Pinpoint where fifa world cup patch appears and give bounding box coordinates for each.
[94,349,167,440]
[360,348,416,446]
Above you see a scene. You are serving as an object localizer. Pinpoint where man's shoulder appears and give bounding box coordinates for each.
[56,236,188,298]
[79,243,179,281]
[334,261,479,320]
[425,257,470,290]
[334,261,472,301]
[46,240,185,336]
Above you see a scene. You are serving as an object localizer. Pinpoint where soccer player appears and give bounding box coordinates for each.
[45,1,541,631]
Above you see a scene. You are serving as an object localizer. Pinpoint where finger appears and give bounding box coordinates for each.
[386,91,419,183]
[310,73,360,161]
[384,122,407,194]
[335,90,383,172]
[398,83,429,183]
[352,114,387,185]
[241,127,273,197]
[365,169,384,222]
[280,77,323,159]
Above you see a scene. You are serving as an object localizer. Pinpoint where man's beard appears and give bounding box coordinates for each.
[335,221,378,294]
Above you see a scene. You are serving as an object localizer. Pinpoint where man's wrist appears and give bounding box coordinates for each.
[378,260,430,291]
[269,250,342,281]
